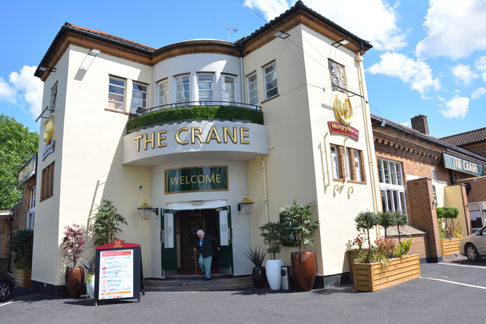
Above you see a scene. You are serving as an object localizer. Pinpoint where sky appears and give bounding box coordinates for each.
[0,0,485,138]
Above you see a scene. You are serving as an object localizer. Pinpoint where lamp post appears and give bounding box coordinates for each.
[238,193,254,216]
[137,199,158,220]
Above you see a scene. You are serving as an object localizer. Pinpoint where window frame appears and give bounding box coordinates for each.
[221,74,236,103]
[330,144,366,183]
[175,74,190,104]
[197,73,215,103]
[377,158,407,214]
[263,61,278,100]
[108,75,126,110]
[158,79,169,106]
[246,72,258,105]
[131,81,148,113]
[328,59,347,92]
[40,162,55,202]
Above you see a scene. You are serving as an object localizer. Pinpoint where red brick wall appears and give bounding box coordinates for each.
[457,177,486,203]
[462,142,486,157]
[389,235,428,260]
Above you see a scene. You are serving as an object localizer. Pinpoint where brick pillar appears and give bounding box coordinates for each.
[407,178,442,262]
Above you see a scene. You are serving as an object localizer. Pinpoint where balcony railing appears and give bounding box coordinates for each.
[127,101,264,132]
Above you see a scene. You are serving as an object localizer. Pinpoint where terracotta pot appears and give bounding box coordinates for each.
[252,266,266,288]
[65,267,84,298]
[291,251,316,291]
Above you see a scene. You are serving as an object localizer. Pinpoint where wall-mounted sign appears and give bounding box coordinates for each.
[328,121,359,141]
[333,95,353,126]
[165,166,228,194]
[42,115,55,161]
[443,153,484,176]
[18,154,37,186]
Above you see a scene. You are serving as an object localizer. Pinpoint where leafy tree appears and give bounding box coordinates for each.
[259,222,283,260]
[280,200,319,253]
[0,114,38,209]
[91,200,127,246]
[393,211,409,243]
[378,212,396,238]
[355,211,378,249]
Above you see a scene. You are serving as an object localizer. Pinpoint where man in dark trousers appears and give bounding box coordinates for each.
[194,229,219,280]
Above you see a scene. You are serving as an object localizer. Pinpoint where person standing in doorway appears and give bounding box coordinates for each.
[194,229,219,280]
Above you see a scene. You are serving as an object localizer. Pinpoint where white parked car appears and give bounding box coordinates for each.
[459,226,486,261]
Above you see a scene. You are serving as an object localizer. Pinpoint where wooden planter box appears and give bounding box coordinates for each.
[13,268,32,288]
[353,254,420,292]
[441,237,461,256]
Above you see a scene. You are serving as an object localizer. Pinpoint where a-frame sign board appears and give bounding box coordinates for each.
[94,240,145,306]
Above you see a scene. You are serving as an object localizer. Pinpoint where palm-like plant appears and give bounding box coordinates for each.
[245,246,266,267]
[91,199,127,246]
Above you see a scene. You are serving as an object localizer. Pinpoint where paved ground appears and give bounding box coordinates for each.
[1,258,486,324]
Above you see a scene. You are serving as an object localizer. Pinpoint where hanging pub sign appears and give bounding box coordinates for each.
[328,95,359,140]
[94,240,144,306]
[443,153,484,176]
[165,166,228,194]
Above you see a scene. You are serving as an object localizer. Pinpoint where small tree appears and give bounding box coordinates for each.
[259,222,283,260]
[91,199,127,246]
[11,230,34,270]
[280,200,319,253]
[378,212,396,238]
[355,211,378,249]
[393,211,409,243]
[61,225,85,268]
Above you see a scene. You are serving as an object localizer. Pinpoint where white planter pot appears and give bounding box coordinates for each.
[265,259,283,290]
[86,276,95,298]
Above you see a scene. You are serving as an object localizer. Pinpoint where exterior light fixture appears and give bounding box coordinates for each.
[238,193,254,216]
[273,30,290,39]
[88,48,101,56]
[38,66,57,72]
[331,39,350,48]
[137,198,158,220]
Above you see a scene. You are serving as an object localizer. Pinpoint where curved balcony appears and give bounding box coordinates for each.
[127,101,263,133]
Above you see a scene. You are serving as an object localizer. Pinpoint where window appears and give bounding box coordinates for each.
[264,62,278,99]
[40,162,55,202]
[197,73,214,103]
[345,148,352,180]
[176,75,190,103]
[247,72,258,105]
[222,75,236,102]
[27,185,36,230]
[354,150,362,182]
[131,81,148,113]
[50,82,58,113]
[331,145,365,182]
[108,76,125,110]
[331,145,340,179]
[329,59,346,91]
[432,169,438,181]
[378,158,407,214]
[158,80,169,106]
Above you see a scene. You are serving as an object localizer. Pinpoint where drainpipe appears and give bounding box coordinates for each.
[257,157,270,223]
[239,57,244,104]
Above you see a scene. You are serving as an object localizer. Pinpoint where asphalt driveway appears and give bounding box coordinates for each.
[1,260,485,324]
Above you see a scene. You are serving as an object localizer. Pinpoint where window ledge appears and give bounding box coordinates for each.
[348,180,367,185]
[105,107,130,115]
[261,94,280,104]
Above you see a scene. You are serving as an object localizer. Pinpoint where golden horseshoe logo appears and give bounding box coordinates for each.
[43,116,55,145]
[333,95,353,126]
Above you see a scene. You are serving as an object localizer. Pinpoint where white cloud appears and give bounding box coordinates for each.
[417,0,486,59]
[0,77,16,103]
[475,56,486,81]
[471,87,486,100]
[441,95,470,119]
[8,65,43,118]
[367,52,440,96]
[452,64,478,85]
[243,0,407,51]
[401,121,411,127]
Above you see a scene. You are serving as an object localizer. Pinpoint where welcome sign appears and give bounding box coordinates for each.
[165,167,228,193]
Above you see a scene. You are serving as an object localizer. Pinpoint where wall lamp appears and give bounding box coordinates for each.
[238,193,254,216]
[88,48,101,56]
[273,30,290,39]
[331,39,350,48]
[137,198,158,220]
[38,66,56,72]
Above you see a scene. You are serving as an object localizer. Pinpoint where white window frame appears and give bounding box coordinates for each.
[378,158,407,214]
[27,185,36,230]
[331,145,340,179]
[354,150,362,182]
[175,74,190,104]
[108,76,126,110]
[345,148,352,180]
[197,73,214,103]
[158,79,169,106]
[247,72,258,105]
[222,74,236,103]
[131,81,148,113]
[263,62,278,100]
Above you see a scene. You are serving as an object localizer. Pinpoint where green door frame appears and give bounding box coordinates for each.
[161,209,177,277]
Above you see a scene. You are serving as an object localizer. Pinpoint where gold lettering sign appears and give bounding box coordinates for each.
[333,95,353,126]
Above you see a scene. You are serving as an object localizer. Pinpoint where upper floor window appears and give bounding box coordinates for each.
[131,81,147,113]
[264,62,278,99]
[27,185,36,230]
[331,144,366,182]
[175,75,190,103]
[329,59,346,91]
[331,145,340,179]
[247,72,258,105]
[198,73,214,103]
[222,75,236,102]
[158,80,169,106]
[40,162,55,202]
[108,76,125,110]
[377,158,407,214]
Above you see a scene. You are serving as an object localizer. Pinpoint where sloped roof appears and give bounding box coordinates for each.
[440,127,486,147]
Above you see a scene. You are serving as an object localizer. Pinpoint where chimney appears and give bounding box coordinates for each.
[411,115,429,135]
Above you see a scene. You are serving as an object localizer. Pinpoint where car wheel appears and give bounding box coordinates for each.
[466,244,480,262]
[0,279,13,302]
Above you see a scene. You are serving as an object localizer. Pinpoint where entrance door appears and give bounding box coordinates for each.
[217,206,233,274]
[161,209,177,277]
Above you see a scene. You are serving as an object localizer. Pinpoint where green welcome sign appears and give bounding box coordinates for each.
[443,153,484,176]
[165,167,228,193]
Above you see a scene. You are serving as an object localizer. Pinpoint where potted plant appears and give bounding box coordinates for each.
[378,211,396,238]
[260,222,283,290]
[81,257,95,298]
[11,230,33,288]
[245,247,266,288]
[280,200,319,291]
[437,207,461,255]
[61,224,85,298]
[91,199,127,246]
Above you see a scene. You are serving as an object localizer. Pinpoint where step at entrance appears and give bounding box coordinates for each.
[145,276,253,291]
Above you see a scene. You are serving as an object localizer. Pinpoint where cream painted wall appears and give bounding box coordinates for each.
[444,185,469,237]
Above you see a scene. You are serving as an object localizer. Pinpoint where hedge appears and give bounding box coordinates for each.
[127,105,264,132]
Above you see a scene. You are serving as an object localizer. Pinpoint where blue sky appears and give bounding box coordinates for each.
[0,0,485,138]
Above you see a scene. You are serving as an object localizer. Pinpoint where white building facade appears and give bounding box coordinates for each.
[32,2,380,293]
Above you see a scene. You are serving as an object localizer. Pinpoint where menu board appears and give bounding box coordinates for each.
[99,249,134,300]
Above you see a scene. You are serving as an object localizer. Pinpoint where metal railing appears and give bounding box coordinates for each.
[134,101,262,116]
